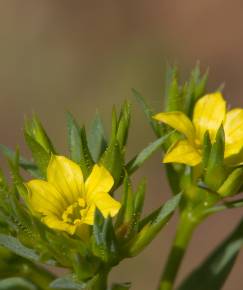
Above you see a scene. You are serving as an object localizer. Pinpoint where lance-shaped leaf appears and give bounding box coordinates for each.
[24,133,51,178]
[0,144,40,178]
[87,112,107,162]
[100,139,124,189]
[178,219,243,290]
[218,167,243,197]
[67,113,94,179]
[126,194,181,256]
[204,198,243,215]
[165,70,183,112]
[126,132,172,174]
[92,210,119,264]
[116,177,146,241]
[184,63,208,116]
[116,175,134,227]
[132,88,162,137]
[133,178,146,220]
[50,274,98,289]
[0,234,39,262]
[116,101,131,148]
[111,282,131,290]
[0,277,37,290]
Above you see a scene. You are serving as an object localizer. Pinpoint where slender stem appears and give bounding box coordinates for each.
[93,267,110,290]
[158,213,196,290]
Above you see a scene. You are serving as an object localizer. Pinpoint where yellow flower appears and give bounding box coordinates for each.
[25,155,121,235]
[153,92,243,166]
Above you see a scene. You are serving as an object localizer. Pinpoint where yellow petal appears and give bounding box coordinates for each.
[81,204,96,225]
[26,180,67,216]
[43,215,77,235]
[224,109,243,158]
[85,164,114,203]
[94,192,121,218]
[193,92,226,142]
[153,112,195,142]
[163,139,202,166]
[82,193,121,225]
[47,155,84,205]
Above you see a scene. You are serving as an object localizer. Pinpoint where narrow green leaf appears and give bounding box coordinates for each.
[87,112,107,162]
[126,133,172,174]
[67,113,94,178]
[100,139,124,188]
[218,168,243,197]
[0,277,37,290]
[204,198,243,215]
[0,144,40,178]
[133,178,146,218]
[178,219,243,290]
[67,112,82,163]
[165,77,183,112]
[116,101,131,148]
[194,68,209,101]
[132,88,162,136]
[0,234,39,262]
[111,282,131,290]
[201,131,211,171]
[25,116,55,153]
[50,274,90,289]
[111,106,118,142]
[127,194,181,256]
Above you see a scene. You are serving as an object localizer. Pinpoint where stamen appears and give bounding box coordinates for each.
[62,198,86,225]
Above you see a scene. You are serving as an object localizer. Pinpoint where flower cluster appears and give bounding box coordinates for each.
[0,64,243,290]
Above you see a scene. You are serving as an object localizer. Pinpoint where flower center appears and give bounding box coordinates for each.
[62,198,86,225]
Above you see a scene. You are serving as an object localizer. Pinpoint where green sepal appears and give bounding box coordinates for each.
[87,112,107,162]
[100,139,124,189]
[116,101,131,148]
[126,133,172,175]
[184,63,208,116]
[201,131,212,171]
[71,252,99,281]
[165,73,183,112]
[116,177,146,243]
[133,178,146,219]
[118,175,134,225]
[67,113,94,179]
[24,132,51,178]
[125,194,181,256]
[218,167,243,197]
[111,106,118,142]
[24,116,55,153]
[92,209,118,264]
[204,126,227,190]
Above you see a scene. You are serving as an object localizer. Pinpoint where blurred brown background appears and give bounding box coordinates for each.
[0,1,243,289]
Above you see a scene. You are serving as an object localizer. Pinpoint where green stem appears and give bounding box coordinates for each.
[93,267,110,290]
[158,213,196,290]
